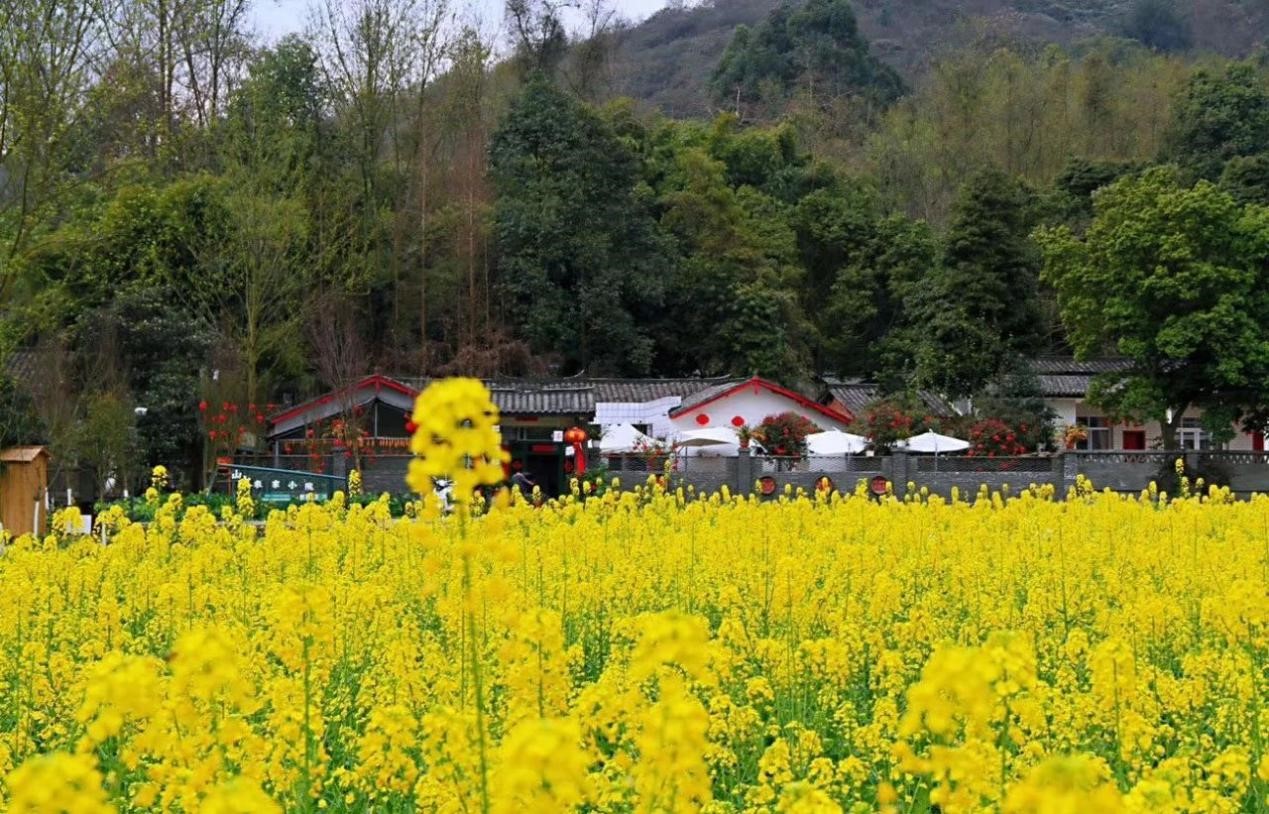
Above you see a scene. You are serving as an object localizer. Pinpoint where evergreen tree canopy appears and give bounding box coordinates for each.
[909,170,1043,398]
[1169,62,1269,180]
[711,0,904,115]
[1038,166,1269,446]
[1123,0,1192,53]
[491,77,670,375]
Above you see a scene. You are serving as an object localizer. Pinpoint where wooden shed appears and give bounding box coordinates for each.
[0,446,49,538]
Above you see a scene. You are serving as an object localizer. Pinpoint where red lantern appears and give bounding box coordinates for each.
[695,413,710,426]
[405,419,418,434]
[564,426,588,475]
[731,416,745,427]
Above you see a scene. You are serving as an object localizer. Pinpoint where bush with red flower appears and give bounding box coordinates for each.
[200,399,269,463]
[756,412,820,458]
[967,417,1030,457]
[850,397,931,451]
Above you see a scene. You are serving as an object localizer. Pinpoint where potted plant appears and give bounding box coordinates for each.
[1062,424,1088,450]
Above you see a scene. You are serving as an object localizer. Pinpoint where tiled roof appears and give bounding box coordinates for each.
[393,376,740,415]
[589,377,733,403]
[2,350,39,389]
[823,380,954,419]
[1029,357,1134,374]
[672,380,747,415]
[393,377,596,416]
[1028,358,1134,397]
[1037,374,1096,397]
[485,381,595,415]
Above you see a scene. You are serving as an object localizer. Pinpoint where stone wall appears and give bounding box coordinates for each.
[239,450,1269,501]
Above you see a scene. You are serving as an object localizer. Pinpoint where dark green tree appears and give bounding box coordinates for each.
[1220,153,1269,206]
[73,285,212,474]
[910,170,1043,398]
[652,144,807,377]
[491,77,670,375]
[711,0,903,116]
[1047,157,1136,221]
[818,215,937,380]
[792,183,936,378]
[223,36,326,193]
[1037,167,1269,448]
[0,371,45,448]
[1123,0,1192,53]
[1169,62,1269,180]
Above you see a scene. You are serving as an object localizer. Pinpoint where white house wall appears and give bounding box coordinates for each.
[669,387,851,436]
[1046,398,1259,450]
[594,397,683,439]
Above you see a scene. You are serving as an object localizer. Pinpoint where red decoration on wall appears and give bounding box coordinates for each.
[731,416,745,427]
[695,413,710,426]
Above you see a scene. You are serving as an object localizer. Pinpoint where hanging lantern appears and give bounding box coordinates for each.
[405,419,418,435]
[564,426,588,476]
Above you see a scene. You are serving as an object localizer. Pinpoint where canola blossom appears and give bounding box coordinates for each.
[0,481,1266,813]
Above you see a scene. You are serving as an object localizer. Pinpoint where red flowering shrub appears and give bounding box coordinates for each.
[201,400,269,463]
[850,398,931,451]
[967,418,1029,457]
[757,412,820,457]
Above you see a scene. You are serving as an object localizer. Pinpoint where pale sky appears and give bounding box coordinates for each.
[248,0,671,43]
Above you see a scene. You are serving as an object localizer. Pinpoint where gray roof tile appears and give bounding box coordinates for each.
[672,380,747,415]
[1029,357,1134,375]
[589,377,733,403]
[823,381,954,418]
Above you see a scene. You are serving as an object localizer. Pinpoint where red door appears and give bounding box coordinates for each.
[1254,432,1265,452]
[1122,430,1146,451]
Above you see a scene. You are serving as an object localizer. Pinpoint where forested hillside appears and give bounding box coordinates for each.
[612,0,1269,116]
[3,0,1269,483]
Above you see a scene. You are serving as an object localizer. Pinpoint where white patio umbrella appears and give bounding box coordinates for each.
[806,430,869,455]
[897,430,969,466]
[676,426,750,457]
[676,427,741,447]
[599,423,654,453]
[898,430,970,453]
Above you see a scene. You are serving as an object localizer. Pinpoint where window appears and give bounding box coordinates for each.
[1179,418,1213,450]
[1076,416,1111,450]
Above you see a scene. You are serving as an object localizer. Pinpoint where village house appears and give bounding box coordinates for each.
[1033,358,1266,452]
[256,361,1267,493]
[256,373,861,491]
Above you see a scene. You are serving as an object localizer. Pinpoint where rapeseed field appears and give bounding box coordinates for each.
[0,380,1265,812]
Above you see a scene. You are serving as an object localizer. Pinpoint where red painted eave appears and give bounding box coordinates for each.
[670,376,852,426]
[268,375,418,426]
